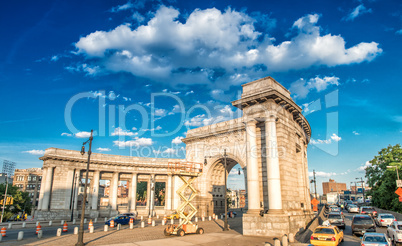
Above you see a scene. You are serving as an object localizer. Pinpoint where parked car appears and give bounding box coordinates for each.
[386,221,402,244]
[119,212,137,219]
[166,211,188,220]
[310,225,344,246]
[348,204,359,213]
[327,212,345,230]
[361,232,391,246]
[223,211,238,218]
[375,214,396,227]
[351,214,376,236]
[105,215,132,226]
[360,206,378,218]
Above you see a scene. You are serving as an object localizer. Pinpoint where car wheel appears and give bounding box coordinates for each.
[178,229,185,237]
[196,228,204,234]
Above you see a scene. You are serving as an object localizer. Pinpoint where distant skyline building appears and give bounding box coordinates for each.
[12,168,43,214]
[322,179,347,195]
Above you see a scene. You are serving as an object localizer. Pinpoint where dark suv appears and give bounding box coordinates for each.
[352,214,376,236]
[328,212,345,229]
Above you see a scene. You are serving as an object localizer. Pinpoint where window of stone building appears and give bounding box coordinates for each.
[37,184,41,190]
[28,176,31,181]
[33,176,37,181]
[136,181,147,206]
[154,182,165,206]
[98,179,110,207]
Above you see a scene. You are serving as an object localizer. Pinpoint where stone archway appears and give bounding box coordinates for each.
[205,154,247,215]
[183,76,313,237]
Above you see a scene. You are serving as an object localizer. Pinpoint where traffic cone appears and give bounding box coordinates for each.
[1,227,6,237]
[36,223,42,235]
[63,222,68,232]
[163,215,167,224]
[212,213,215,220]
[129,217,134,225]
[147,217,151,225]
[110,219,114,228]
[88,219,93,230]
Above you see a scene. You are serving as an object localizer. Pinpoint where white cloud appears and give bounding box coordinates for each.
[65,63,103,76]
[111,127,137,136]
[97,147,111,152]
[289,76,339,99]
[141,126,162,132]
[310,133,341,145]
[74,7,382,86]
[61,132,72,137]
[113,137,153,147]
[396,30,402,35]
[154,108,167,117]
[343,4,372,22]
[353,131,360,135]
[172,136,184,144]
[75,131,92,138]
[358,161,371,172]
[163,148,176,154]
[330,133,341,142]
[185,90,194,96]
[23,150,45,155]
[309,171,337,178]
[110,2,135,12]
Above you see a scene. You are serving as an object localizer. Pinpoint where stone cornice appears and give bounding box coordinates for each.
[39,148,185,168]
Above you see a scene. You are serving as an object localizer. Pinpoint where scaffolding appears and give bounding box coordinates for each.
[164,161,204,236]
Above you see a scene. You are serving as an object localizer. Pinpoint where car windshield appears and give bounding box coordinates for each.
[328,214,342,219]
[314,228,335,234]
[381,215,394,219]
[397,225,402,230]
[354,217,373,225]
[364,236,387,242]
[350,205,357,208]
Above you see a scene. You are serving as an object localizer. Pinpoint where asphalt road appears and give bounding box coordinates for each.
[337,209,387,246]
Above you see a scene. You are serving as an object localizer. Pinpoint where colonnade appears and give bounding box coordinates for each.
[37,167,176,214]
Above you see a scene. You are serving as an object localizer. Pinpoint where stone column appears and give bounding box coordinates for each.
[111,172,119,210]
[73,170,80,210]
[91,171,100,210]
[64,169,75,210]
[37,167,47,210]
[265,115,283,213]
[129,173,137,212]
[245,119,260,214]
[150,174,155,214]
[147,176,151,215]
[166,175,172,210]
[41,167,54,211]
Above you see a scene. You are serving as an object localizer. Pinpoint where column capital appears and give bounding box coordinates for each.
[244,118,258,126]
[264,114,277,123]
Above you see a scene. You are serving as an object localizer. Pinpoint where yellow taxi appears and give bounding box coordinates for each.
[166,211,188,220]
[310,225,344,246]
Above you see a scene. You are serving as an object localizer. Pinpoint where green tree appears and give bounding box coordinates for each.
[366,144,402,212]
[0,184,32,222]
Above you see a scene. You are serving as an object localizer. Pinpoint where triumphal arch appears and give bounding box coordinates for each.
[37,76,312,237]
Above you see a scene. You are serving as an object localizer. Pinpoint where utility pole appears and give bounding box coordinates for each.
[313,170,317,199]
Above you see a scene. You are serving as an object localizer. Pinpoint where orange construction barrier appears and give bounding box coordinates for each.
[63,222,68,232]
[129,217,134,224]
[212,213,215,220]
[36,223,42,235]
[163,215,167,224]
[1,227,6,237]
[110,219,114,228]
[147,217,151,225]
[88,219,93,230]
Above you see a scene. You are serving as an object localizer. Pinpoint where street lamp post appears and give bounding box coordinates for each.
[76,130,93,246]
[71,173,78,222]
[204,149,229,231]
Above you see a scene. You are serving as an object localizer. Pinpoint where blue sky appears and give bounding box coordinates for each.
[1,0,401,194]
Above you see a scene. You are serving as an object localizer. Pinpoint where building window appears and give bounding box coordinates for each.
[28,176,31,181]
[33,176,37,181]
[17,176,24,181]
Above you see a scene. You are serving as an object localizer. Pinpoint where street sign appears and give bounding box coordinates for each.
[397,180,402,188]
[399,197,402,202]
[395,187,402,197]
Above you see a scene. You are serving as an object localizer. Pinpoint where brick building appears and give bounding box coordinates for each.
[322,179,347,195]
[13,168,43,214]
